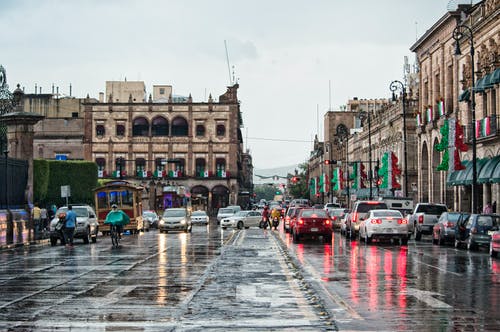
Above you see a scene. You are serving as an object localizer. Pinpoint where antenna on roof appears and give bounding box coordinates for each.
[224,40,233,85]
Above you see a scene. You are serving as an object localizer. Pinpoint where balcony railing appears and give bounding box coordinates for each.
[462,114,498,143]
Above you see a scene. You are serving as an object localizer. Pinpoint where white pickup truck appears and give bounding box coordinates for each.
[408,203,448,240]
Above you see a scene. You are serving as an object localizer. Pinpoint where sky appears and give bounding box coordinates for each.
[1,0,456,169]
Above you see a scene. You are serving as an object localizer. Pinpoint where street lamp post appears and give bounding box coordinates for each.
[3,149,8,209]
[337,125,350,208]
[453,24,478,214]
[358,111,373,199]
[389,80,408,197]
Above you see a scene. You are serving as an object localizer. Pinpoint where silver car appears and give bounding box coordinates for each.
[358,209,408,245]
[49,205,99,246]
[158,208,192,233]
[191,210,209,225]
[221,210,262,229]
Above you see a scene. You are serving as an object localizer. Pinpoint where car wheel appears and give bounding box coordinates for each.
[438,233,444,246]
[415,230,422,241]
[323,234,332,243]
[237,221,243,230]
[432,233,438,245]
[292,230,300,243]
[50,237,58,246]
[365,233,372,244]
[91,236,97,243]
[83,228,90,244]
[490,243,497,257]
[455,239,461,248]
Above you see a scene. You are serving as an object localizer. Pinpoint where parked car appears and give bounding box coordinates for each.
[345,201,388,239]
[220,210,262,229]
[284,206,304,233]
[358,209,408,245]
[158,208,192,233]
[217,207,237,224]
[142,210,159,229]
[490,230,500,257]
[292,208,332,243]
[191,210,210,225]
[408,203,448,240]
[455,214,500,250]
[49,205,99,246]
[340,210,351,236]
[326,208,348,231]
[432,212,470,245]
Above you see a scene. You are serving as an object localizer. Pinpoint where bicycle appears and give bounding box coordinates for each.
[110,224,121,248]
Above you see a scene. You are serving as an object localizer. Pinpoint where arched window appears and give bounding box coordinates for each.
[196,158,206,176]
[175,158,185,176]
[152,116,168,136]
[96,158,106,170]
[96,125,105,136]
[132,117,149,136]
[116,124,125,136]
[216,158,226,177]
[171,116,188,136]
[216,124,226,137]
[135,158,146,175]
[196,124,205,137]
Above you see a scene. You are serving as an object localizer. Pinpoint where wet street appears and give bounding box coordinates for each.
[0,222,499,331]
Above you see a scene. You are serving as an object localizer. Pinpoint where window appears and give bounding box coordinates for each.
[216,124,226,137]
[116,124,125,136]
[175,158,186,175]
[216,158,226,176]
[136,158,146,173]
[196,124,205,137]
[132,117,149,136]
[152,116,168,136]
[96,125,105,136]
[171,116,188,136]
[96,158,106,171]
[159,88,165,95]
[196,158,206,175]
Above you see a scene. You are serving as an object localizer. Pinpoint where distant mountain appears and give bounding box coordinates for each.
[253,164,299,184]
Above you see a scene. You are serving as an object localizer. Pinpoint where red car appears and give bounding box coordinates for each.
[292,208,332,243]
[490,230,500,257]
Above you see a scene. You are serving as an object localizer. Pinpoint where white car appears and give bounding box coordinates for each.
[217,207,237,224]
[220,210,262,229]
[191,210,209,225]
[358,209,408,245]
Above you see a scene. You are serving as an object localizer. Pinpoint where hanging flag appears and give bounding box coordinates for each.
[112,170,120,178]
[437,98,445,117]
[416,113,423,126]
[332,168,343,191]
[98,170,104,178]
[435,118,467,171]
[426,106,433,123]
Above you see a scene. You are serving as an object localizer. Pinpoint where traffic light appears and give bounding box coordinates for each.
[324,160,337,165]
[291,176,300,183]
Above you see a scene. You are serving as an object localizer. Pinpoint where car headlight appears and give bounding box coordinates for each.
[159,219,165,225]
[180,219,186,225]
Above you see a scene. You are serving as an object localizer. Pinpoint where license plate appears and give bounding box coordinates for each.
[311,228,318,232]
[488,231,495,236]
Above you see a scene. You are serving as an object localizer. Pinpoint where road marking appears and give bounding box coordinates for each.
[404,288,452,309]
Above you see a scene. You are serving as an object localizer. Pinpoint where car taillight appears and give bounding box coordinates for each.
[397,219,407,224]
[324,219,331,225]
[446,222,454,228]
[331,216,337,221]
[371,219,382,224]
[471,227,477,234]
[298,219,304,225]
[352,212,358,223]
[418,215,424,224]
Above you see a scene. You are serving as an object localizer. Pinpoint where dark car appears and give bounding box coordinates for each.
[292,208,332,243]
[432,212,470,245]
[284,206,304,233]
[455,214,500,250]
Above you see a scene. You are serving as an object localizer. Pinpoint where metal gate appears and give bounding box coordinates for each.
[0,157,28,209]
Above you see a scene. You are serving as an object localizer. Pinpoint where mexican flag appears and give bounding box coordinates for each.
[136,170,148,178]
[416,113,423,126]
[437,98,445,117]
[350,162,367,189]
[379,151,401,189]
[332,168,343,191]
[154,170,166,178]
[169,170,179,178]
[98,170,104,178]
[426,106,433,123]
[112,170,120,178]
[199,170,210,177]
[476,117,491,138]
[435,118,468,171]
[217,170,227,178]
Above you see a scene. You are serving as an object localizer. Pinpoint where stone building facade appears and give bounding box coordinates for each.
[82,81,251,213]
[410,0,499,212]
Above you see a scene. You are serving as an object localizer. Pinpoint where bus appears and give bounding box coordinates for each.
[93,180,144,235]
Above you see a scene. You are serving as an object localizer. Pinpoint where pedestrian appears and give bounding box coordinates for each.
[483,202,493,214]
[40,206,48,231]
[64,205,77,248]
[32,203,41,239]
[493,201,497,214]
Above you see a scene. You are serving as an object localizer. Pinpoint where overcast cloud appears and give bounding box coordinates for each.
[1,0,454,168]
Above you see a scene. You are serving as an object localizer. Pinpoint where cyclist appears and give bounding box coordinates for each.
[104,204,130,240]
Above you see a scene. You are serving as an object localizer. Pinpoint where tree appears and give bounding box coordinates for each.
[287,162,308,199]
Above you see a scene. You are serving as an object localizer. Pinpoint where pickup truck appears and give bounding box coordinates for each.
[408,203,448,241]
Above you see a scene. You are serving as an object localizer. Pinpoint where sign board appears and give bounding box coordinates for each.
[55,154,67,160]
[61,185,71,198]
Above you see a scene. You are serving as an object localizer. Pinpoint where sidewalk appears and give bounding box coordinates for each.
[178,228,337,331]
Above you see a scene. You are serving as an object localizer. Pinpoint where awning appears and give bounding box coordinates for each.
[460,158,489,185]
[492,159,500,184]
[458,89,470,102]
[474,76,487,93]
[447,160,470,186]
[478,156,500,184]
[485,68,500,89]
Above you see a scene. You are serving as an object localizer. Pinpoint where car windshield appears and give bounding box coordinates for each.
[372,210,402,218]
[301,210,328,218]
[143,212,156,217]
[447,213,468,222]
[56,207,88,217]
[219,208,233,214]
[329,209,344,216]
[477,216,497,227]
[419,205,447,214]
[357,203,387,213]
[163,210,186,217]
[192,211,207,216]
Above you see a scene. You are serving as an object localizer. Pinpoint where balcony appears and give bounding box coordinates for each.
[462,114,498,143]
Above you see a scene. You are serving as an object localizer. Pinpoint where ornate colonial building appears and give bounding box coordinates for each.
[410,0,499,212]
[82,81,252,213]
